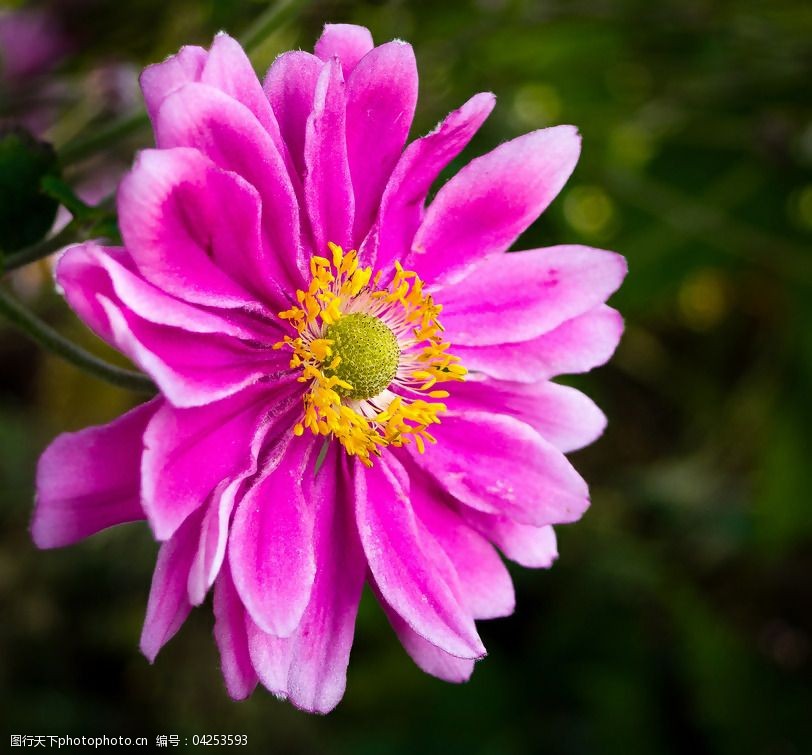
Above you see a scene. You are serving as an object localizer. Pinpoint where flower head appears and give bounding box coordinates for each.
[32,24,626,712]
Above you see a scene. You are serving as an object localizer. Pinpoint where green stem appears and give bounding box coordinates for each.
[0,285,156,393]
[58,110,150,168]
[240,0,305,52]
[1,222,82,273]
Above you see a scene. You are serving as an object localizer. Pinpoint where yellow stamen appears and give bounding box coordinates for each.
[275,244,465,465]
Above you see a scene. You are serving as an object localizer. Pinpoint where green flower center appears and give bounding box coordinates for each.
[324,313,400,400]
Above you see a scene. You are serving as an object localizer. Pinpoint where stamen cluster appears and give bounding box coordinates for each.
[275,243,467,465]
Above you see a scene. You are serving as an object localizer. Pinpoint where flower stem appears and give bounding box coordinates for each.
[0,285,156,393]
[240,0,306,52]
[1,223,81,273]
[58,110,151,168]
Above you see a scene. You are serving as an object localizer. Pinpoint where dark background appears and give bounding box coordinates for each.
[1,1,811,752]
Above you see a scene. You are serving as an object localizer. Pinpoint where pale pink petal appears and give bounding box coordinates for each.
[378,593,475,683]
[355,455,485,659]
[117,148,266,310]
[264,51,322,181]
[439,246,627,346]
[154,82,304,297]
[411,411,589,527]
[229,435,318,638]
[409,469,515,619]
[32,400,158,549]
[450,378,607,453]
[213,561,258,700]
[364,92,495,270]
[346,40,418,243]
[457,304,624,383]
[407,125,581,284]
[314,24,374,75]
[304,58,354,254]
[246,616,293,699]
[141,384,291,541]
[461,509,559,569]
[140,508,202,662]
[140,45,207,122]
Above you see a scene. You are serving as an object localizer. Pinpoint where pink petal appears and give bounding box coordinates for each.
[355,455,485,659]
[364,92,495,270]
[439,245,627,346]
[141,384,290,541]
[140,508,202,662]
[186,392,300,605]
[117,148,267,310]
[229,435,318,638]
[462,509,559,569]
[314,24,374,75]
[304,58,354,254]
[213,561,258,700]
[154,82,304,299]
[411,410,589,527]
[450,378,607,453]
[32,399,159,549]
[200,33,277,137]
[264,51,322,181]
[408,125,581,285]
[409,469,515,619]
[346,40,418,243]
[140,44,207,122]
[457,304,624,382]
[95,294,283,408]
[247,448,365,712]
[378,592,475,683]
[57,243,266,342]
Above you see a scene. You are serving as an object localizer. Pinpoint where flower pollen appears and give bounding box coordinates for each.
[275,243,467,466]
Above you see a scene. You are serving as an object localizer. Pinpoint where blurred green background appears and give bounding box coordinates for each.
[1,0,811,752]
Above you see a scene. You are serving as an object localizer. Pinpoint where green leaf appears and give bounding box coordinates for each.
[0,126,61,253]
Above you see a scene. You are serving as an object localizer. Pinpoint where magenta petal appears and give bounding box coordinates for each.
[94,295,283,408]
[409,471,515,620]
[140,509,202,662]
[264,51,322,181]
[200,32,277,137]
[185,392,298,606]
[141,384,285,541]
[451,378,607,453]
[365,92,495,270]
[118,148,265,310]
[462,509,559,569]
[304,58,354,254]
[355,456,485,659]
[457,304,624,382]
[412,411,589,527]
[345,40,418,243]
[213,561,258,700]
[229,436,318,638]
[379,594,475,683]
[408,125,581,284]
[140,44,207,122]
[155,82,303,297]
[439,245,627,346]
[32,399,158,549]
[56,244,265,342]
[314,24,374,75]
[264,447,365,713]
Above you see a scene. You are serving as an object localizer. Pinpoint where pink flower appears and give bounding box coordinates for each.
[32,25,626,712]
